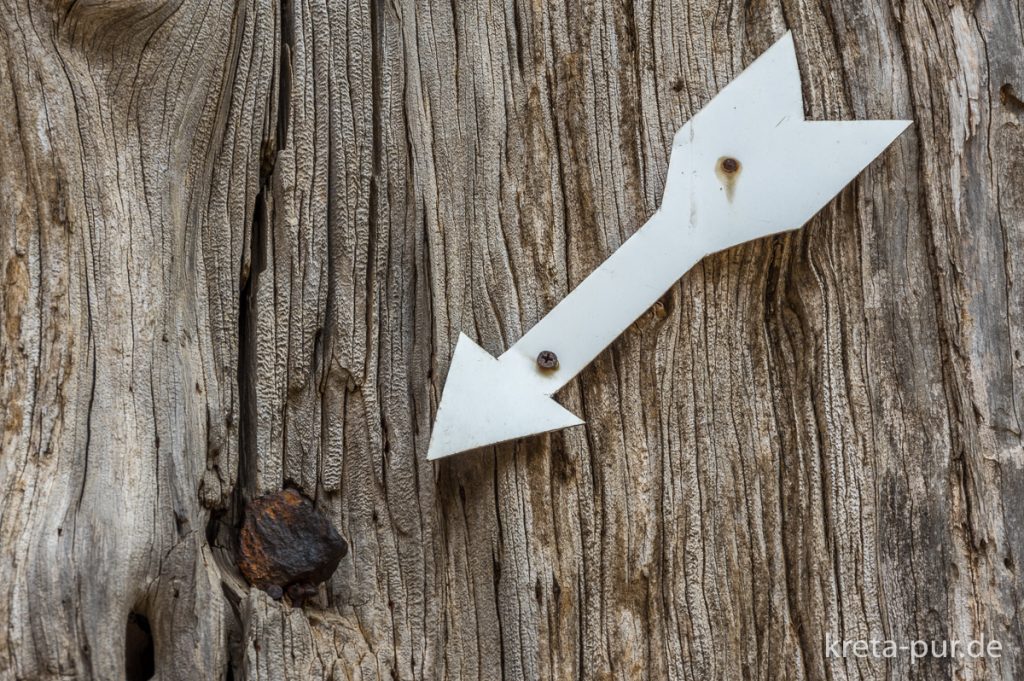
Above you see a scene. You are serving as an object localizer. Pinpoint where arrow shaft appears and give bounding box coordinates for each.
[499,206,703,394]
[426,31,910,460]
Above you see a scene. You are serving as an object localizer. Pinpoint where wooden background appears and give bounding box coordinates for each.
[1,0,1021,678]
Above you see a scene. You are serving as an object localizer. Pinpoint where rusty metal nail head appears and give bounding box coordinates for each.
[536,350,559,370]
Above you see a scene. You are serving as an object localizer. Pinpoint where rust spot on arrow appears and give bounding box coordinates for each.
[716,156,741,201]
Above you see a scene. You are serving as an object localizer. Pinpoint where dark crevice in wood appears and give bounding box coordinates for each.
[277,0,293,151]
[232,0,291,529]
[231,187,268,536]
[124,610,155,681]
[511,0,524,73]
[366,0,383,467]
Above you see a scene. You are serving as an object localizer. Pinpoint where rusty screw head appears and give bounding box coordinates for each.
[536,350,559,371]
[720,157,739,174]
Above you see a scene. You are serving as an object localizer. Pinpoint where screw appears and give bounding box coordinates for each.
[536,351,559,370]
[265,584,283,600]
[721,157,739,174]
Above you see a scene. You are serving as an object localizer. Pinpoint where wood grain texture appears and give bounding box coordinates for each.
[1,0,1022,679]
[0,0,276,677]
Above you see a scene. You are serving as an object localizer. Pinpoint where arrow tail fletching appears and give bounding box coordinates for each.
[660,33,910,255]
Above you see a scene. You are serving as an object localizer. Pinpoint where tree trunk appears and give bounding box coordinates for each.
[1,0,1021,679]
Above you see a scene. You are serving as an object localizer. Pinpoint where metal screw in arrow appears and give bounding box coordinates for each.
[536,351,559,370]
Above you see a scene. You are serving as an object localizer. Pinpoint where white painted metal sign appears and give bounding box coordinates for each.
[427,32,910,461]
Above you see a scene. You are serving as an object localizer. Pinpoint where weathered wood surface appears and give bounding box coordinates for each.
[1,0,1022,679]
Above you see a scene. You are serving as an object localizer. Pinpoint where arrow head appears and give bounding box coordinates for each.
[426,334,585,460]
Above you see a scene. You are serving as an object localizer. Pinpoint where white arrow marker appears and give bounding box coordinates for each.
[427,32,910,460]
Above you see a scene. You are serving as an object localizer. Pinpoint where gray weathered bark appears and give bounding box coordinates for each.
[1,0,1022,679]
